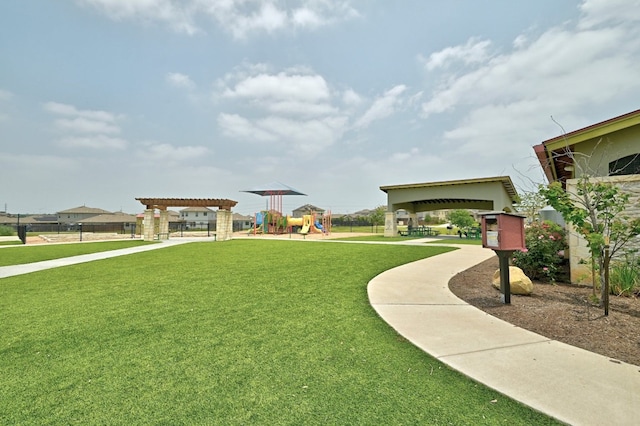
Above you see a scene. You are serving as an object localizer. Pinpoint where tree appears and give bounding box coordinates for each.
[514,190,547,223]
[368,206,386,232]
[447,209,475,229]
[540,177,640,315]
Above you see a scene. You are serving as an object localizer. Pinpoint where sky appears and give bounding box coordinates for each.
[1,0,640,216]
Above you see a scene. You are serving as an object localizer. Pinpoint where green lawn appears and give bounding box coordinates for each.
[334,234,483,245]
[0,240,156,267]
[335,234,424,242]
[0,240,558,425]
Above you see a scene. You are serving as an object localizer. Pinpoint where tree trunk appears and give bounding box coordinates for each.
[602,247,610,316]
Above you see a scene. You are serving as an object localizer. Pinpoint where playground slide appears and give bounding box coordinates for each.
[299,215,312,234]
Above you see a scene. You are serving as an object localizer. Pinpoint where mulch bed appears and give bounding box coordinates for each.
[448,256,640,367]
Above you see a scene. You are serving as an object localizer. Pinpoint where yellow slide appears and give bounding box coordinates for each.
[299,215,311,234]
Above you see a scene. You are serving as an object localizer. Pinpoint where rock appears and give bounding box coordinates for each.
[492,266,533,295]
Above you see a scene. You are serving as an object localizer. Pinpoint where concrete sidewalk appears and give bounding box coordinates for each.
[0,238,201,279]
[368,244,640,426]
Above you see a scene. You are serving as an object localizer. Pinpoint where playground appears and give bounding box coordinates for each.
[243,182,332,237]
[248,210,330,236]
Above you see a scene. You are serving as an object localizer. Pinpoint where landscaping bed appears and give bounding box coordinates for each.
[449,256,640,367]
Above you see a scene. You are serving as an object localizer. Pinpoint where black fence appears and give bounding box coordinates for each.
[15,223,137,234]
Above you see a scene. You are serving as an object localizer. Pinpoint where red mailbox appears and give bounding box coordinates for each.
[480,212,525,252]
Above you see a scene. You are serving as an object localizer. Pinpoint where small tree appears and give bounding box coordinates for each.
[368,206,386,232]
[541,178,640,314]
[514,190,547,223]
[448,209,475,230]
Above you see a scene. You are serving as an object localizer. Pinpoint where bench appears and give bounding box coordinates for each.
[154,232,170,240]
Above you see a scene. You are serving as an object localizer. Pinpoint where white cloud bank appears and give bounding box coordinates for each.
[77,0,359,38]
[416,0,640,185]
[44,102,127,150]
[215,66,411,155]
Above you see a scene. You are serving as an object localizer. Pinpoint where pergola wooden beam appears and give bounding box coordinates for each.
[135,198,238,210]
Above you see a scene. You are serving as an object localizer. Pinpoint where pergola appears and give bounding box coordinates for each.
[135,197,238,241]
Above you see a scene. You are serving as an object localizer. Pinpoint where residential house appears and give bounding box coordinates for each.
[292,204,325,218]
[57,206,112,224]
[81,212,138,234]
[233,213,253,231]
[180,207,215,229]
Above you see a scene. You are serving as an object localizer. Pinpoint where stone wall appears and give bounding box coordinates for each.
[567,175,640,284]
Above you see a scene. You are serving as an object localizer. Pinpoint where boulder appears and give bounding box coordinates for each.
[492,266,533,295]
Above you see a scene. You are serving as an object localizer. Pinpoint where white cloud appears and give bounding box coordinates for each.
[421,2,640,119]
[44,101,126,150]
[415,0,640,186]
[578,0,640,29]
[354,85,407,129]
[218,113,278,143]
[76,0,359,39]
[424,38,492,71]
[218,112,347,154]
[216,66,353,154]
[223,72,331,105]
[78,0,200,34]
[43,101,118,122]
[166,72,195,89]
[138,141,210,161]
[54,117,121,134]
[342,89,363,107]
[57,135,128,150]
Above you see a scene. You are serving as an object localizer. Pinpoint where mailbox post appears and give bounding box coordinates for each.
[480,212,526,304]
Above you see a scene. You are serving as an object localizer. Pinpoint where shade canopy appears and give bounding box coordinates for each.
[242,182,307,197]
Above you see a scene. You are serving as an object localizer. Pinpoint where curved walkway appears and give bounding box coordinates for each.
[368,244,640,425]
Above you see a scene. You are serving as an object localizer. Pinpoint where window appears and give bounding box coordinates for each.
[609,153,640,176]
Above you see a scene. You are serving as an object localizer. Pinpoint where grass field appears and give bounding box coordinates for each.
[0,240,156,267]
[0,240,557,424]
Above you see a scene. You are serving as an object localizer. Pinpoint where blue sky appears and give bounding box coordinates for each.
[1,0,640,215]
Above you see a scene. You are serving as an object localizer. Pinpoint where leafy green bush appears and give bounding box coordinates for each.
[512,220,567,282]
[610,253,639,296]
[0,225,15,236]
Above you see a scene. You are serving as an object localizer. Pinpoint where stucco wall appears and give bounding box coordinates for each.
[573,126,640,177]
[567,175,640,284]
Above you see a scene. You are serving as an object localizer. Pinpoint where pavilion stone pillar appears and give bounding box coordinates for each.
[384,211,397,237]
[159,208,170,240]
[409,213,418,227]
[143,208,155,241]
[216,209,233,241]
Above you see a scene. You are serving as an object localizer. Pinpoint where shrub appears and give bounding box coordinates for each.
[0,225,15,236]
[512,220,567,282]
[609,252,639,296]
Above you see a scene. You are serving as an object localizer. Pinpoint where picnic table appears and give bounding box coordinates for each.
[398,226,440,237]
[458,227,481,239]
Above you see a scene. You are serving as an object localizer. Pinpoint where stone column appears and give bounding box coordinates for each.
[159,209,169,240]
[384,211,397,237]
[409,213,418,227]
[143,208,155,241]
[216,209,233,241]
